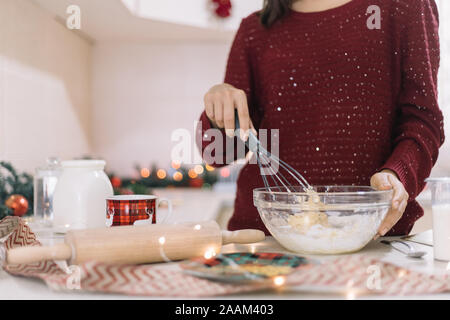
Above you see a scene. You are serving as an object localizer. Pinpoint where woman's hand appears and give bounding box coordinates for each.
[203,83,253,140]
[370,169,409,238]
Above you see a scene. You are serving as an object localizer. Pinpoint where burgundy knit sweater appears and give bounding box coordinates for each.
[197,0,444,236]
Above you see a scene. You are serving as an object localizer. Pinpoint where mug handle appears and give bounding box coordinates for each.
[156,197,172,224]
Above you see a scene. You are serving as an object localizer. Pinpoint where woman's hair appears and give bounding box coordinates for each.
[259,0,294,28]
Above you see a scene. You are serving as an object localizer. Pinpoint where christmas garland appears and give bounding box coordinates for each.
[0,161,222,219]
[108,163,219,196]
[0,162,33,219]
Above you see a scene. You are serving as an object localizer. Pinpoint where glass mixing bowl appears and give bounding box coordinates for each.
[254,186,393,255]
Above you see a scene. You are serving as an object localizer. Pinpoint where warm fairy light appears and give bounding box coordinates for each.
[220,167,230,178]
[140,167,150,178]
[158,236,166,245]
[273,276,286,287]
[194,224,202,230]
[250,245,256,254]
[173,171,183,181]
[346,289,356,300]
[156,169,167,179]
[447,262,450,271]
[171,160,181,169]
[304,216,310,226]
[194,165,204,174]
[205,164,215,172]
[398,269,407,278]
[188,169,198,179]
[204,247,217,259]
[65,224,70,228]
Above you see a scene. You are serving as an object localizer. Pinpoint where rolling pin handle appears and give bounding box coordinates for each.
[221,229,265,245]
[6,243,72,265]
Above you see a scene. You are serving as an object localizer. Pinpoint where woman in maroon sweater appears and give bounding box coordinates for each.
[197,0,444,237]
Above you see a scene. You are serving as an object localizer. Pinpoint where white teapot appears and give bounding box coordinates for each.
[53,160,113,231]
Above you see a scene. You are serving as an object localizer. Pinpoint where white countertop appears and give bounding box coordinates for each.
[1,187,448,300]
[151,186,236,225]
[0,235,449,300]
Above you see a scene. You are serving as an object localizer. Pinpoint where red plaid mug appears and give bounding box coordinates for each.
[106,195,172,227]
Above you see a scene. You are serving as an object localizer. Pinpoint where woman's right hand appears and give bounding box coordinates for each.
[203,83,253,141]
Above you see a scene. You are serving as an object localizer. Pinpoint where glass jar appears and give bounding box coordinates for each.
[33,157,61,227]
[425,177,450,261]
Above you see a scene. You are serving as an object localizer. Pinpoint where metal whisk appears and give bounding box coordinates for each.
[234,112,312,193]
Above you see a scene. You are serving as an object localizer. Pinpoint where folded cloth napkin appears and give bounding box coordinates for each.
[1,217,449,297]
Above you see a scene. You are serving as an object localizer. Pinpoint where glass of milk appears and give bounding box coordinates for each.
[426,178,450,261]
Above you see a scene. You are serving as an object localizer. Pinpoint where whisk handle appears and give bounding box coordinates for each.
[234,109,241,131]
[234,110,259,152]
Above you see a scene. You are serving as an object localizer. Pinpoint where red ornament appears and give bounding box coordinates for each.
[110,176,122,188]
[212,0,232,18]
[5,194,29,217]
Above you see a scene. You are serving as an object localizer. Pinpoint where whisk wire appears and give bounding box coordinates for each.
[258,152,293,191]
[256,156,272,190]
[265,150,311,189]
[254,133,311,190]
[234,110,312,193]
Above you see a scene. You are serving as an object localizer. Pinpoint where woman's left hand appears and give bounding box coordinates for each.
[370,169,409,238]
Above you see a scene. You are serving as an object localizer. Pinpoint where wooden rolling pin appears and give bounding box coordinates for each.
[6,221,265,265]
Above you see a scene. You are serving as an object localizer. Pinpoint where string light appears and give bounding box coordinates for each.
[205,164,215,172]
[398,269,407,278]
[158,241,171,263]
[204,247,217,259]
[156,169,166,179]
[188,169,198,179]
[194,224,202,230]
[171,160,181,169]
[273,276,286,287]
[140,168,150,178]
[346,289,356,300]
[304,216,310,226]
[194,165,204,174]
[345,278,359,300]
[220,167,230,178]
[173,171,183,181]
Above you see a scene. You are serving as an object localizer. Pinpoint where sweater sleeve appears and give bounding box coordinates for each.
[381,0,444,199]
[196,15,259,167]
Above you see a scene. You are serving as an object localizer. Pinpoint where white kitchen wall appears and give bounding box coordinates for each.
[92,41,230,177]
[0,0,92,173]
